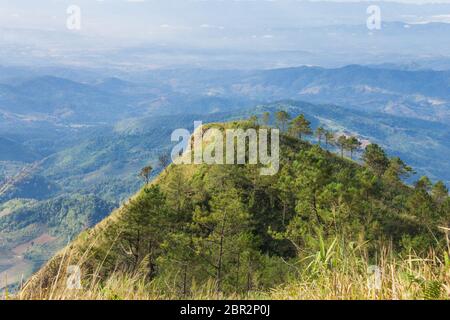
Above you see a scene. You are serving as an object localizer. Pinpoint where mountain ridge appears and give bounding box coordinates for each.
[21,119,450,299]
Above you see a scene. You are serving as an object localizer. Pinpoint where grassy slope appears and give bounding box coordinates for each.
[19,121,450,300]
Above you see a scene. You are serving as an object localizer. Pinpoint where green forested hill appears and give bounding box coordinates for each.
[0,194,115,289]
[0,194,115,238]
[2,99,448,290]
[22,118,450,299]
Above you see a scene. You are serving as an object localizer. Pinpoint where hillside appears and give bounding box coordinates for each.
[0,112,237,285]
[20,119,450,300]
[0,194,115,290]
[0,137,40,162]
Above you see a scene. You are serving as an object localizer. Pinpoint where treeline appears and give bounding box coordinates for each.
[255,110,363,159]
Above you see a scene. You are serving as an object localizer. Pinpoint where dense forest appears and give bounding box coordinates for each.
[21,113,450,299]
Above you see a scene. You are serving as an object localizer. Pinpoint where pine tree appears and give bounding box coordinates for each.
[362,144,389,176]
[289,114,312,140]
[275,110,290,132]
[139,165,153,185]
[336,135,348,158]
[276,165,296,226]
[325,131,334,147]
[315,126,325,146]
[279,147,336,251]
[346,136,362,159]
[158,152,171,172]
[432,181,449,205]
[192,188,253,292]
[415,176,432,192]
[262,112,270,126]
[158,231,198,296]
[408,176,436,228]
[383,157,413,186]
[249,115,258,127]
[107,185,170,276]
[162,166,192,217]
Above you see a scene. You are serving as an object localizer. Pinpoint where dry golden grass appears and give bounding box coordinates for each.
[268,252,450,300]
[9,239,449,300]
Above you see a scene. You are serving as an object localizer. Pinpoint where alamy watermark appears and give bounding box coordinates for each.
[367,5,381,31]
[170,121,280,176]
[66,265,82,290]
[66,5,81,31]
[367,265,382,291]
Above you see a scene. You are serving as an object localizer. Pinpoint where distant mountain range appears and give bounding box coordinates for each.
[130,65,450,123]
[1,65,450,126]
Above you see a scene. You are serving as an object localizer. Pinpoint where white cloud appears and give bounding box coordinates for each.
[200,24,225,30]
